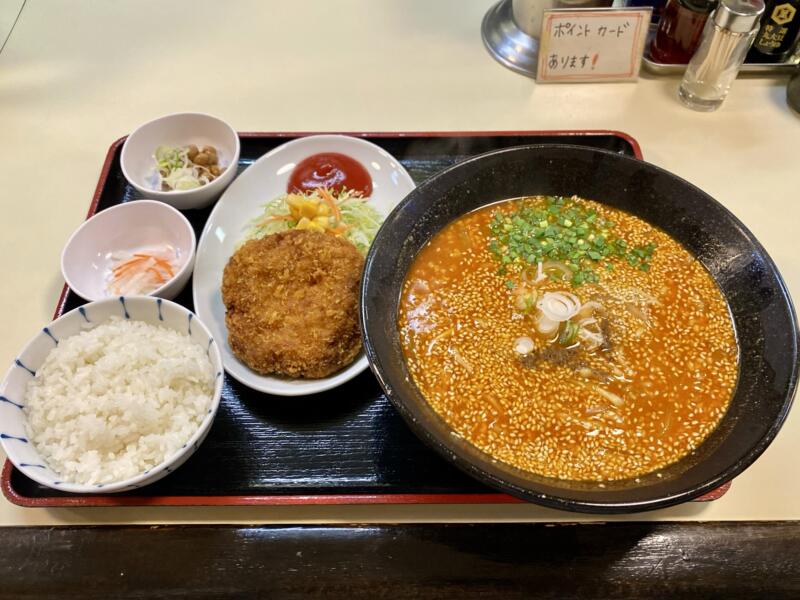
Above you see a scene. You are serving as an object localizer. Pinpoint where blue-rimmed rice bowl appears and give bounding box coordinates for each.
[0,296,223,494]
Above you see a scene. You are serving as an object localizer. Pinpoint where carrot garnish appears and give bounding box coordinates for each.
[254,214,295,228]
[329,224,351,235]
[317,188,342,223]
[107,248,179,295]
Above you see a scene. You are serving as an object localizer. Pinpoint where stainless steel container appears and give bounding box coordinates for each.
[483,0,616,77]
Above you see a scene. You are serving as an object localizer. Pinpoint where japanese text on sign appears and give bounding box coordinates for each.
[536,9,651,83]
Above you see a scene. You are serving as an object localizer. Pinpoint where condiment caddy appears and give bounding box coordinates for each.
[643,23,800,72]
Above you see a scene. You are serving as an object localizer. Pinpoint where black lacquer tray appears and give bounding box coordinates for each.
[3,130,728,507]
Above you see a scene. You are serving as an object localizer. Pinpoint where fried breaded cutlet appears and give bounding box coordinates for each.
[221,229,364,379]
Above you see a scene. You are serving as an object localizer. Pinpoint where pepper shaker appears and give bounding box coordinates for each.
[678,0,765,111]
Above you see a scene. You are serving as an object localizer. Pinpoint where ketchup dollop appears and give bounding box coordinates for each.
[287,152,372,197]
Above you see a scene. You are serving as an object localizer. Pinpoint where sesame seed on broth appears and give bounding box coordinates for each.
[398,196,738,482]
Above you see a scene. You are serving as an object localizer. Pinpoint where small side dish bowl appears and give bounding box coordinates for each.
[121,112,240,210]
[61,200,196,302]
[0,296,224,494]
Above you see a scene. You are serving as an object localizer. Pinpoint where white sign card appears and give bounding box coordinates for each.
[536,8,651,83]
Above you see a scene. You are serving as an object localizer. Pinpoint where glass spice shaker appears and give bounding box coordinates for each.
[678,0,765,111]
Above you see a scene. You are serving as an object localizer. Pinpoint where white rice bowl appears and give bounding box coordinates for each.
[0,296,223,493]
[24,317,214,485]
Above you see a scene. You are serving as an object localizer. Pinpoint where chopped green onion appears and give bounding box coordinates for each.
[487,196,657,287]
[558,320,580,346]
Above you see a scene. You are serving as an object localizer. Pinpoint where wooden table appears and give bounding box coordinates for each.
[1,0,798,595]
[2,523,798,598]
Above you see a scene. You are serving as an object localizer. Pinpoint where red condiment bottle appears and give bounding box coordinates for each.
[651,0,719,63]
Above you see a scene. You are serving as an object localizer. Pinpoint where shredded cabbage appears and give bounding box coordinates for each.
[241,188,383,255]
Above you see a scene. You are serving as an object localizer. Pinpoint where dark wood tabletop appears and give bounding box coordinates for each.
[2,522,798,599]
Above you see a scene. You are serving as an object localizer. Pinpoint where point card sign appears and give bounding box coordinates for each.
[536,8,651,83]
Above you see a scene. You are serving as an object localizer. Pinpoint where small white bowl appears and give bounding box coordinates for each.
[61,200,196,302]
[121,112,240,210]
[0,296,223,494]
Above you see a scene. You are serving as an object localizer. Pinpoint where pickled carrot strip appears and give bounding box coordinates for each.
[147,267,166,283]
[152,257,175,277]
[112,256,148,272]
[112,262,148,278]
[110,251,177,293]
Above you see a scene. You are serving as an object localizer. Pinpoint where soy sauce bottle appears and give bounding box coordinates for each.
[627,0,668,23]
[651,0,719,63]
[748,0,800,61]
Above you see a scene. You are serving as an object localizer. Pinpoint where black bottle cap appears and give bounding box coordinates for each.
[679,0,719,13]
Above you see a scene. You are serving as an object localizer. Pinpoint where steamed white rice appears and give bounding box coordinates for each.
[24,317,214,485]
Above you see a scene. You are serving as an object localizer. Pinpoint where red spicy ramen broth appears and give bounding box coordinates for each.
[398,196,738,482]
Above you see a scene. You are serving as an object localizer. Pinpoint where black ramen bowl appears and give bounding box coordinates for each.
[360,144,799,513]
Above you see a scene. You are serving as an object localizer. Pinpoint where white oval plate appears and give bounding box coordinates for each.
[193,135,416,396]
